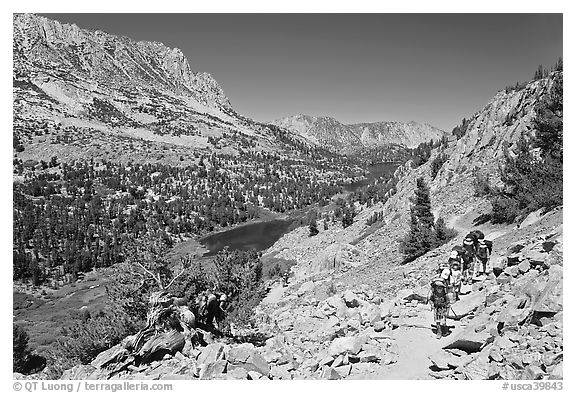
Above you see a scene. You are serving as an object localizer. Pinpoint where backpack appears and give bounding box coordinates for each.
[448,257,461,270]
[430,278,448,305]
[477,242,489,258]
[472,230,485,241]
[452,245,465,258]
[465,232,478,243]
[484,239,493,254]
[463,238,475,256]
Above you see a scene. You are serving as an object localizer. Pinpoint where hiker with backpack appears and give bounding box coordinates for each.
[196,289,228,331]
[427,271,451,339]
[476,238,493,275]
[449,258,463,302]
[462,236,476,284]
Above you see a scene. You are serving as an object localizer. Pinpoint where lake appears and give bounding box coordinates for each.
[199,161,399,256]
[343,162,399,191]
[199,218,296,256]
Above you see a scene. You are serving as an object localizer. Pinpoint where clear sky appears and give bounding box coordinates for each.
[41,13,562,132]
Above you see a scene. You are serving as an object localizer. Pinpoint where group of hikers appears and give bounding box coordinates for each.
[427,230,493,339]
[195,287,229,332]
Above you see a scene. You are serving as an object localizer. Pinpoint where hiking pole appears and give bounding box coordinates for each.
[448,306,458,320]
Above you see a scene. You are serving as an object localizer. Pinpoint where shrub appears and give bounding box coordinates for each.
[489,73,562,223]
[308,218,319,237]
[13,324,46,374]
[214,249,266,329]
[473,169,491,196]
[452,117,471,139]
[430,153,448,180]
[490,196,521,224]
[433,217,457,247]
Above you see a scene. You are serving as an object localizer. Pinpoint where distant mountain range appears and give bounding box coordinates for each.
[272,115,447,155]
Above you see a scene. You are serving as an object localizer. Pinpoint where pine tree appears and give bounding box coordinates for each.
[412,177,435,229]
[308,218,319,236]
[399,177,435,263]
[13,324,30,373]
[433,217,456,247]
[534,64,545,80]
[533,73,563,160]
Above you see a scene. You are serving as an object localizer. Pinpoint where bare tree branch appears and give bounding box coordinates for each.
[165,268,186,290]
[136,261,164,289]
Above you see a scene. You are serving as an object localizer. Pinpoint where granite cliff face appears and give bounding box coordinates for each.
[13,13,317,162]
[13,13,231,109]
[273,114,447,154]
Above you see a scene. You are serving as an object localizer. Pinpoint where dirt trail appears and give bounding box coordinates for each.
[372,284,472,379]
[261,282,285,305]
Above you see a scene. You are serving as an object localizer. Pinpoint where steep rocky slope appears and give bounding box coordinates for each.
[272,114,447,154]
[13,13,316,162]
[38,209,560,380]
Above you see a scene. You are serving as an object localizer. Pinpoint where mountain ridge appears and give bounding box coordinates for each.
[272,114,447,154]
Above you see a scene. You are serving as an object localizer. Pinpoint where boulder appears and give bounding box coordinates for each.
[318,355,335,367]
[508,244,526,254]
[197,343,226,365]
[373,320,387,332]
[334,364,352,377]
[346,318,361,331]
[381,351,398,365]
[451,291,485,318]
[361,304,382,325]
[489,348,504,362]
[534,267,563,314]
[270,364,292,380]
[61,365,97,380]
[247,370,264,380]
[522,364,545,380]
[525,249,547,266]
[542,239,558,252]
[199,360,228,379]
[496,274,512,285]
[549,361,563,380]
[225,367,249,380]
[91,343,127,369]
[320,366,341,380]
[504,265,519,277]
[358,350,381,363]
[428,350,455,370]
[328,336,364,356]
[461,346,491,380]
[518,260,531,274]
[443,328,491,353]
[297,281,315,296]
[379,301,394,317]
[545,247,562,267]
[487,362,502,379]
[227,344,270,375]
[519,209,544,228]
[507,253,523,266]
[262,349,282,363]
[326,295,348,317]
[343,290,360,308]
[331,354,345,368]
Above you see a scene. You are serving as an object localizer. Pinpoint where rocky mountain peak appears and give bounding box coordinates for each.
[13,13,231,110]
[272,114,447,154]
